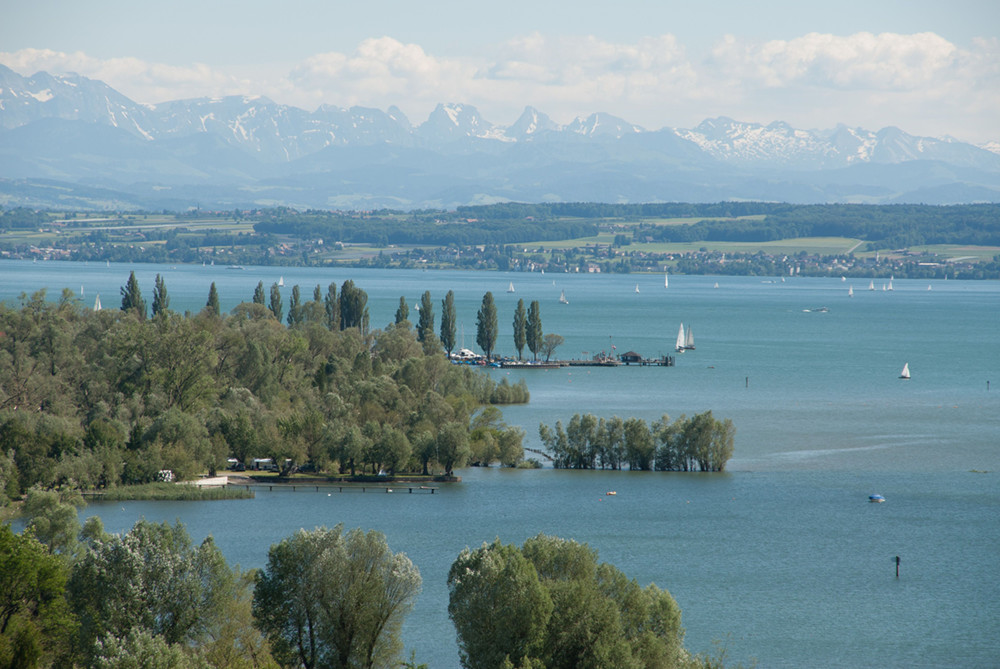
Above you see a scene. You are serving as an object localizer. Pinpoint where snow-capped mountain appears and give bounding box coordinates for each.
[1,65,998,209]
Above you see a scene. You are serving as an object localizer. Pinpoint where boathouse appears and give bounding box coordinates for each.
[620,351,642,365]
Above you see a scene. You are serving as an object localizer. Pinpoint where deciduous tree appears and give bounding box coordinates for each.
[253,525,420,669]
[476,292,498,360]
[120,271,146,320]
[440,290,456,358]
[417,291,434,342]
[526,301,542,361]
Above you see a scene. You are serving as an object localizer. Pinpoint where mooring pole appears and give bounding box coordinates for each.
[895,555,900,578]
[745,376,749,388]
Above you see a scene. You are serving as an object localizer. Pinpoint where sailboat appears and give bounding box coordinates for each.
[899,363,911,380]
[559,290,569,305]
[675,323,686,353]
[634,284,640,294]
[868,280,875,291]
[684,325,695,350]
[888,279,894,291]
[714,282,719,289]
[93,294,102,311]
[848,285,854,297]
[278,276,285,287]
[664,273,669,288]
[507,281,515,293]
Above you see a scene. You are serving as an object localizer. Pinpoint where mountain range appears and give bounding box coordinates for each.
[2,64,999,210]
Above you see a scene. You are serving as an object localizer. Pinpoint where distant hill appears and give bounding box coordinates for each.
[1,65,998,210]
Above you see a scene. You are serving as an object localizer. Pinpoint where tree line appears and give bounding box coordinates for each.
[2,502,736,669]
[539,412,735,472]
[0,274,532,501]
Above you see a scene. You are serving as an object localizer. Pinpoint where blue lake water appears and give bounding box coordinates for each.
[3,260,999,667]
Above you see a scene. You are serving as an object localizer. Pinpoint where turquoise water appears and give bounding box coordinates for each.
[3,260,999,667]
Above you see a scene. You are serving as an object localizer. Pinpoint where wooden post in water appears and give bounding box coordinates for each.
[745,376,749,388]
[894,555,900,578]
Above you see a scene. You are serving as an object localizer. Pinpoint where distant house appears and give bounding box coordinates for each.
[620,351,642,365]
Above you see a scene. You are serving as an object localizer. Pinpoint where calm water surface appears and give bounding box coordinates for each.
[3,260,999,668]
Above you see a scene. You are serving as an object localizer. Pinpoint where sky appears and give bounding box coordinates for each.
[2,0,999,143]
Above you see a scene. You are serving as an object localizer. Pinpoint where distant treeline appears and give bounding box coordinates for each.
[253,210,599,246]
[634,203,1000,249]
[250,202,1000,249]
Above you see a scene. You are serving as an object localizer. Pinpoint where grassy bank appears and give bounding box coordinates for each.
[84,483,254,501]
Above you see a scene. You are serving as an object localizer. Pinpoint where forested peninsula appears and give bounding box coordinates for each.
[0,278,533,501]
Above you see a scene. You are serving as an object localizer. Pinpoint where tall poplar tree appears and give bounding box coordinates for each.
[287,285,302,326]
[206,282,220,316]
[151,274,169,318]
[512,299,527,360]
[252,281,265,305]
[476,292,498,360]
[395,296,410,325]
[526,300,542,361]
[440,290,456,358]
[324,282,339,330]
[339,280,369,332]
[269,283,282,321]
[417,291,434,342]
[120,270,146,320]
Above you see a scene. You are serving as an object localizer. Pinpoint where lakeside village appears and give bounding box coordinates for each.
[12,237,991,280]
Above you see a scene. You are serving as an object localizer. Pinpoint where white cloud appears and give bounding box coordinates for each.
[1,32,998,142]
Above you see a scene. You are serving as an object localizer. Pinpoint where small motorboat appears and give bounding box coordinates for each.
[605,491,617,496]
[869,494,886,503]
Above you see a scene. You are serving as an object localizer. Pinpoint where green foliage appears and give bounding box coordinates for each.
[252,282,265,305]
[0,524,76,668]
[120,271,146,320]
[394,296,409,326]
[449,534,686,669]
[0,277,530,493]
[93,629,212,669]
[540,411,734,471]
[448,539,552,669]
[68,520,235,665]
[152,274,170,318]
[440,290,457,357]
[22,488,84,555]
[416,291,434,343]
[268,284,282,322]
[539,333,564,362]
[205,282,220,317]
[253,525,421,669]
[512,300,527,360]
[476,292,498,360]
[526,301,542,361]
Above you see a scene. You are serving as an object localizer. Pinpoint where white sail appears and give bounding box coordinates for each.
[278,276,284,287]
[868,280,875,291]
[899,363,910,379]
[675,323,685,352]
[684,326,695,350]
[507,282,515,293]
[848,285,854,297]
[888,280,894,291]
[634,284,640,293]
[93,294,102,311]
[559,290,569,304]
[664,273,669,288]
[713,282,719,289]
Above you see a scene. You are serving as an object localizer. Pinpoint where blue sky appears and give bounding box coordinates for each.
[2,0,998,142]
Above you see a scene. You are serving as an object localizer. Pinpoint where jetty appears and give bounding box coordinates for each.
[497,353,674,368]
